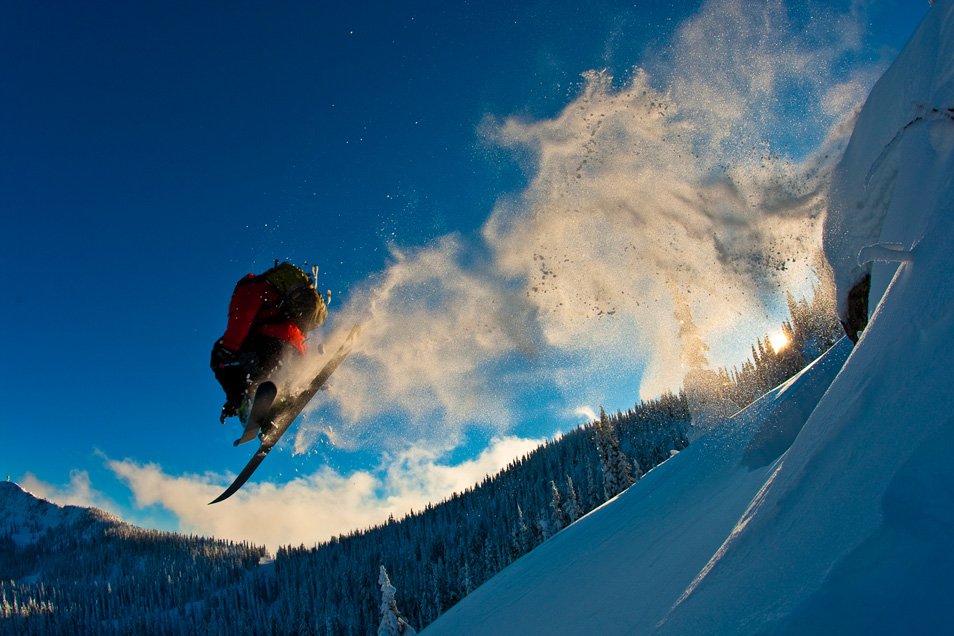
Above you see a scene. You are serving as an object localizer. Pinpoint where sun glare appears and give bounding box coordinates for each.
[769,331,790,353]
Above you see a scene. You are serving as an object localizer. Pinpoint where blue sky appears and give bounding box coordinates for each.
[1,1,928,549]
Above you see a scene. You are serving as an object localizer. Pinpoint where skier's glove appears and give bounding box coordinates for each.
[210,340,240,370]
[219,401,238,424]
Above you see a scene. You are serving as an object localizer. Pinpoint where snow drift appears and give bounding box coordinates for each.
[424,3,954,634]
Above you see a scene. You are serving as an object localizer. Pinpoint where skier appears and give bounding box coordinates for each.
[210,261,328,424]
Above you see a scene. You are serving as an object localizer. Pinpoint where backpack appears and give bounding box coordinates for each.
[259,262,328,331]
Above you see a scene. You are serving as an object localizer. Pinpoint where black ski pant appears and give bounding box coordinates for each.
[213,334,295,408]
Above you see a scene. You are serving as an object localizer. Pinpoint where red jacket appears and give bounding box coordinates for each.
[219,274,307,354]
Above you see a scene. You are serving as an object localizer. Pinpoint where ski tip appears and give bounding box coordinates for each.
[209,483,242,504]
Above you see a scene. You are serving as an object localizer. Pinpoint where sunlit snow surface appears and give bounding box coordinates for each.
[425,340,850,634]
[425,3,954,634]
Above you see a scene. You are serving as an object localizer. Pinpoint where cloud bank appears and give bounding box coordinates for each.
[98,436,542,552]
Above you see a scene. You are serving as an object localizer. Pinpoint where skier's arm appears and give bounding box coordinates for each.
[220,277,268,351]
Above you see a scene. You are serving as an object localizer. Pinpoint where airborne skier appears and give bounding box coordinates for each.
[208,262,360,503]
[210,261,328,424]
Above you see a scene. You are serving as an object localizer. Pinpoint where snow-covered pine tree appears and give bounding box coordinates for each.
[594,406,635,499]
[564,475,581,523]
[510,505,531,558]
[549,480,569,533]
[585,458,600,508]
[461,559,474,596]
[537,510,552,541]
[378,565,417,636]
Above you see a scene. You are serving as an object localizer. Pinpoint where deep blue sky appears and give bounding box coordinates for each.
[1,1,928,536]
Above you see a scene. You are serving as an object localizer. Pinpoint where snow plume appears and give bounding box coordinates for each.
[102,436,542,552]
[301,0,877,448]
[486,0,866,395]
[299,235,544,450]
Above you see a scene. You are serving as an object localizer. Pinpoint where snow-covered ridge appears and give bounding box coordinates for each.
[0,481,272,633]
[0,481,118,548]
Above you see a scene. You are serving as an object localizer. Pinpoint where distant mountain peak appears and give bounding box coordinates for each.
[0,479,57,513]
[0,479,34,496]
[0,480,115,549]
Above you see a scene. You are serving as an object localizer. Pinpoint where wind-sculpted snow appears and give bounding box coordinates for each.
[662,5,954,624]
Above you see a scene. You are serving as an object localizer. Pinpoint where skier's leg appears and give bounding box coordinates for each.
[212,348,259,422]
[213,364,251,422]
[246,335,295,384]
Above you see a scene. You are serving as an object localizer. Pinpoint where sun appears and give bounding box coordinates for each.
[769,330,790,353]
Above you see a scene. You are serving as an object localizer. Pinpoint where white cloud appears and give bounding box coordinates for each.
[104,435,543,552]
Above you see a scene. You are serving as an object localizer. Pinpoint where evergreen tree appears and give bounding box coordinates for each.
[594,406,635,499]
[537,511,552,541]
[377,565,416,636]
[549,481,569,533]
[585,459,600,508]
[511,505,531,558]
[564,475,581,523]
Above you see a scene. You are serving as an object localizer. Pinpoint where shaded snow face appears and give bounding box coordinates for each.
[824,2,954,320]
[300,0,879,451]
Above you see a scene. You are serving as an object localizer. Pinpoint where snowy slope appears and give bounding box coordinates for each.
[659,3,954,630]
[424,339,851,634]
[425,4,954,634]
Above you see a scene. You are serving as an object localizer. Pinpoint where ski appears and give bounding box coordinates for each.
[233,381,278,446]
[209,324,361,505]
